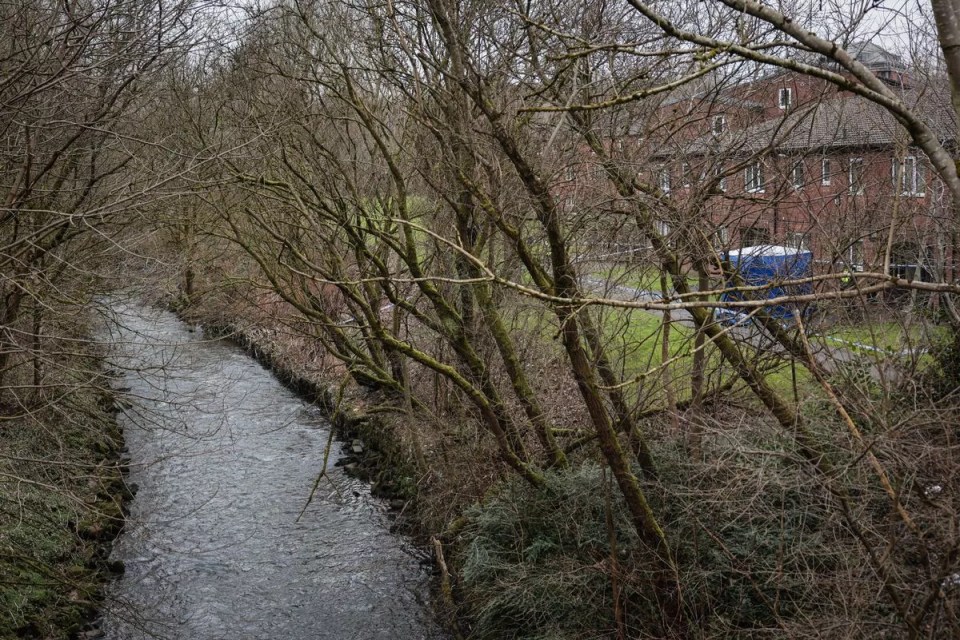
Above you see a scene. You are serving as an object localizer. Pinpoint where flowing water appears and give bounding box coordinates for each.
[99,302,444,640]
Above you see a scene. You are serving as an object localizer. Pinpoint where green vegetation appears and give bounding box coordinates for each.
[9,0,960,635]
[591,262,704,294]
[600,308,696,376]
[456,466,642,639]
[514,299,821,407]
[456,451,851,638]
[0,354,128,640]
[824,320,949,356]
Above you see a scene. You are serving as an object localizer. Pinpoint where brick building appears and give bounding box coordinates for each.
[642,43,955,279]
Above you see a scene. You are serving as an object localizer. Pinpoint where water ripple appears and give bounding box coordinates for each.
[99,303,444,640]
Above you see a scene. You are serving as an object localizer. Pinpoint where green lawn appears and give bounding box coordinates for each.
[592,262,703,293]
[822,320,949,356]
[514,299,821,409]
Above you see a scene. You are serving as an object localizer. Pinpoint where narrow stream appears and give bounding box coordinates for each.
[99,302,444,639]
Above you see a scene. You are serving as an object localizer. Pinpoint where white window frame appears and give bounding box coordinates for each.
[745,162,764,193]
[893,156,925,196]
[714,164,727,191]
[658,167,671,193]
[785,232,809,251]
[846,240,865,271]
[715,225,729,248]
[712,114,726,136]
[791,160,804,189]
[848,157,865,195]
[821,158,832,185]
[778,87,793,110]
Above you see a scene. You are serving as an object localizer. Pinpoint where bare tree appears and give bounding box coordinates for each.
[155,0,960,636]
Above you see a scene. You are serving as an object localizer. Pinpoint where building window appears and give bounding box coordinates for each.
[742,226,770,247]
[785,232,809,251]
[745,162,764,193]
[778,87,793,109]
[844,240,865,271]
[714,164,727,191]
[564,166,575,181]
[655,220,671,237]
[715,225,729,247]
[821,158,832,185]
[681,162,692,187]
[893,156,925,195]
[712,115,726,136]
[791,160,805,188]
[848,157,865,195]
[658,167,671,193]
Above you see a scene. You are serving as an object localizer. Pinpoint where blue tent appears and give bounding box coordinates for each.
[716,245,813,323]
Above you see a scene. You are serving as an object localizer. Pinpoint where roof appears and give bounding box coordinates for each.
[728,245,811,259]
[848,41,905,70]
[660,92,765,110]
[674,85,955,156]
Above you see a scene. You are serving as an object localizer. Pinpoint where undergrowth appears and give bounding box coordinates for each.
[454,439,859,639]
[456,464,640,639]
[0,342,127,639]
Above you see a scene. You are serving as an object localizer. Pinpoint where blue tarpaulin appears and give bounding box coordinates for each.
[717,245,813,323]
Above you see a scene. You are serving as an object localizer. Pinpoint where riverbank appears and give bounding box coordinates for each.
[168,287,907,638]
[0,348,131,639]
[170,284,680,637]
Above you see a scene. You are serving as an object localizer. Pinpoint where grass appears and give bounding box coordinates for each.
[0,348,128,640]
[513,296,823,412]
[455,453,853,638]
[455,465,649,639]
[823,320,949,356]
[590,262,703,294]
[513,302,700,390]
[761,356,819,399]
[600,305,824,403]
[602,308,694,374]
